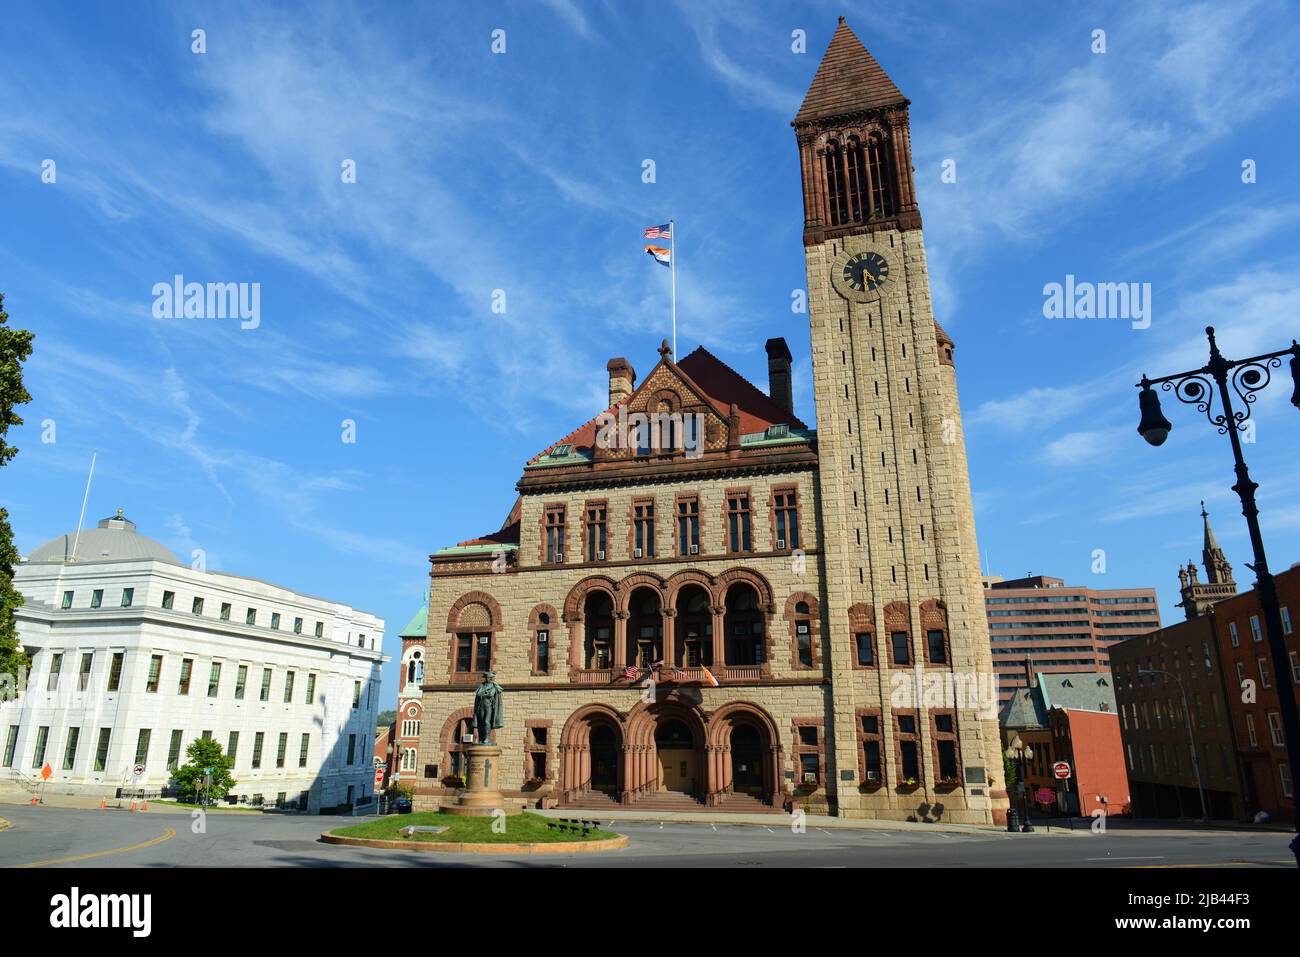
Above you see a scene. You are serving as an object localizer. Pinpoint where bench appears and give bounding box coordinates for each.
[546,818,598,837]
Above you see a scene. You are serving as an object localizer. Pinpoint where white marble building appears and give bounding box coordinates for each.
[0,511,386,812]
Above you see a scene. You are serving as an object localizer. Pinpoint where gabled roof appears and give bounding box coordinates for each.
[1001,672,1117,729]
[793,17,907,126]
[527,344,806,466]
[1039,673,1116,715]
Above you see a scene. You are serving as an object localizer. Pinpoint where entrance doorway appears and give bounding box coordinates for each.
[655,719,696,794]
[731,724,763,793]
[590,724,619,792]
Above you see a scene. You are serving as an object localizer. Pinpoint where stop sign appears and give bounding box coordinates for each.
[1053,760,1071,779]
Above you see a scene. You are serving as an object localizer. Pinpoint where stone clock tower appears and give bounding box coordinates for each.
[795,19,1008,821]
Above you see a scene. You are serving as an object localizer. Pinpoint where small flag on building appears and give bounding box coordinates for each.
[643,223,673,240]
[644,244,671,267]
[700,664,720,687]
[623,664,640,681]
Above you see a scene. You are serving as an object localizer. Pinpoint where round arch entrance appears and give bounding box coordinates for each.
[558,706,625,802]
[705,703,782,806]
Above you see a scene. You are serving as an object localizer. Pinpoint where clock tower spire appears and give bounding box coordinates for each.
[794,20,1007,824]
[792,17,920,245]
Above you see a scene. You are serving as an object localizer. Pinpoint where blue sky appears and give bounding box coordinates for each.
[2,1,1299,710]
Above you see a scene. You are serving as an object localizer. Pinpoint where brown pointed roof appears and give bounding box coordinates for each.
[793,17,907,126]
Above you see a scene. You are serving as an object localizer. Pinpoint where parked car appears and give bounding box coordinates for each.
[394,796,413,814]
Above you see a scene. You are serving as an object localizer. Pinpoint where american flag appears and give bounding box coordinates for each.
[623,664,640,680]
[643,223,672,240]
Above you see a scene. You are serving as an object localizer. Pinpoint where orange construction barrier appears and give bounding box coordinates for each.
[129,800,137,811]
[100,798,106,809]
[140,801,148,812]
[30,796,37,806]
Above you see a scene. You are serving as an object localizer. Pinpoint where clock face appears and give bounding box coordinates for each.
[843,252,890,292]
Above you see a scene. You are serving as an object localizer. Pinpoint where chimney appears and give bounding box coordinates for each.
[1024,656,1037,689]
[765,338,793,416]
[607,358,636,408]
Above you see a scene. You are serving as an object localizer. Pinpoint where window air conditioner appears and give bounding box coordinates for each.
[597,550,605,560]
[634,548,643,558]
[777,539,786,549]
[803,772,817,784]
[866,771,880,782]
[689,544,698,555]
[555,552,563,562]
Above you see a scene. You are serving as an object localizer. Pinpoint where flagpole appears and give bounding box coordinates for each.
[670,218,677,360]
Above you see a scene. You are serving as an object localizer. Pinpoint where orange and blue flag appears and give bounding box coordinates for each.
[644,244,671,267]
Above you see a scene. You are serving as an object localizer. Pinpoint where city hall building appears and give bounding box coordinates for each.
[413,19,1008,822]
[0,510,386,812]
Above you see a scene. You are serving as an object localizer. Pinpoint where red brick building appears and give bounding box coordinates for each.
[984,575,1161,706]
[374,725,395,792]
[1050,708,1130,817]
[1112,615,1246,821]
[1213,563,1299,823]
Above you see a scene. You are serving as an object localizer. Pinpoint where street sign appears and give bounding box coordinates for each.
[131,764,145,779]
[40,763,52,781]
[1052,761,1071,780]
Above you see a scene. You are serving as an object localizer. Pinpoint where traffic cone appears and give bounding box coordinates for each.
[130,799,137,811]
[30,795,37,806]
[140,801,148,812]
[100,798,106,810]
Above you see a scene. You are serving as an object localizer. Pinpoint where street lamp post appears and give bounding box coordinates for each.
[1139,668,1209,823]
[1005,736,1035,833]
[1137,326,1300,866]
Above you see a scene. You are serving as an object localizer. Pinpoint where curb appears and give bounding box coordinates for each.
[320,830,629,855]
[529,808,1004,836]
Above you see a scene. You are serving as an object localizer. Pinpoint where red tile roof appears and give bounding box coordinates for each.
[677,347,808,434]
[793,18,907,126]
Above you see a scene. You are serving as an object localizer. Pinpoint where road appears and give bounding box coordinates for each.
[1,804,1293,868]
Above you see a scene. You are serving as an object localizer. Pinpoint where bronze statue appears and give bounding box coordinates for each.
[472,671,504,745]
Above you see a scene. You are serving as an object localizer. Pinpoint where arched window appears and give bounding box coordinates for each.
[583,592,614,669]
[846,135,869,223]
[657,400,678,452]
[535,612,550,675]
[824,139,849,226]
[675,585,713,668]
[406,650,424,686]
[866,132,897,218]
[628,589,663,668]
[794,601,813,668]
[724,585,765,666]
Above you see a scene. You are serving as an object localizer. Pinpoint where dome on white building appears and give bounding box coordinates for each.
[25,509,183,565]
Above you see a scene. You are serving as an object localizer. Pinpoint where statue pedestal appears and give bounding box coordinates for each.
[442,744,518,817]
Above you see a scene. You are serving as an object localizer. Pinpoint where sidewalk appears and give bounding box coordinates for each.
[528,806,1009,835]
[0,788,253,815]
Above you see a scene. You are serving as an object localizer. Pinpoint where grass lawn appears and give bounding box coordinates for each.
[331,811,611,844]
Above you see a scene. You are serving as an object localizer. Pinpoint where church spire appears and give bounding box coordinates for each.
[1200,501,1233,586]
[1179,502,1237,618]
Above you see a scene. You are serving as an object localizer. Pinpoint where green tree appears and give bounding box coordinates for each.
[376,709,397,730]
[1003,752,1019,791]
[0,292,34,686]
[173,737,237,802]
